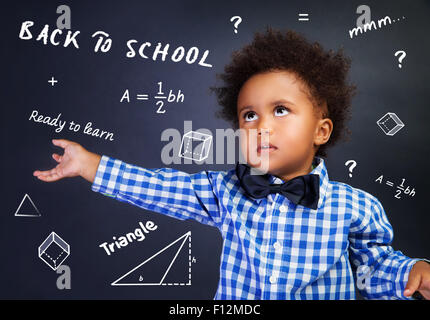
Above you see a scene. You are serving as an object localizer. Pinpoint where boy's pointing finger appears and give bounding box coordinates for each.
[36,173,61,182]
[33,168,62,182]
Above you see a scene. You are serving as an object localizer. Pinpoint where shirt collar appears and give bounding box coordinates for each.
[249,156,329,210]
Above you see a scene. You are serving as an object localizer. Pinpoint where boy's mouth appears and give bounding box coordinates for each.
[257,143,277,153]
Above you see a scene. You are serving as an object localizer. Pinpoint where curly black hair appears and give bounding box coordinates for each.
[210,27,356,158]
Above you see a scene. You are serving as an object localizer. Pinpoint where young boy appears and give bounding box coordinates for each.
[33,28,430,300]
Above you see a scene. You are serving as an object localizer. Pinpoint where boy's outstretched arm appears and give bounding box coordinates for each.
[349,196,430,300]
[90,154,222,227]
[34,139,222,228]
[33,139,101,183]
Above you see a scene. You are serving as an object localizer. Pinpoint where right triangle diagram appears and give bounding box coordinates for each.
[111,231,191,286]
[14,194,40,217]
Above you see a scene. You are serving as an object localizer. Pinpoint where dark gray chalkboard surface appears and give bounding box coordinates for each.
[1,0,429,299]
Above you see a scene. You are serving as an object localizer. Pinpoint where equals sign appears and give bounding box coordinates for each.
[136,94,149,100]
[298,13,310,21]
[386,181,394,187]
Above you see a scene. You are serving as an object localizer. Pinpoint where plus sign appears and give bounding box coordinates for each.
[48,77,58,86]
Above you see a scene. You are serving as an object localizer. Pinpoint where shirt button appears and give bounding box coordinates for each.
[269,276,277,284]
[286,284,293,290]
[279,205,287,213]
[273,241,282,250]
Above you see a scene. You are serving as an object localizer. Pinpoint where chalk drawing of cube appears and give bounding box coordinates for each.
[38,232,70,271]
[179,131,212,161]
[376,112,405,136]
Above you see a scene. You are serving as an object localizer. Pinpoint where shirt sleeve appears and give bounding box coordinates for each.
[348,195,428,300]
[91,155,222,228]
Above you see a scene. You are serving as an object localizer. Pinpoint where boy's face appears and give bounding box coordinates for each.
[237,70,333,180]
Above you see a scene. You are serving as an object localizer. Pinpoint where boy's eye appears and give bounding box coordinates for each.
[274,105,289,116]
[244,111,258,122]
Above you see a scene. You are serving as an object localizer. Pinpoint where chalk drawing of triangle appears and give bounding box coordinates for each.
[111,231,191,286]
[14,193,41,217]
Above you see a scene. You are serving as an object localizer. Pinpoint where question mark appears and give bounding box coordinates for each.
[345,160,357,178]
[394,50,406,68]
[230,16,242,34]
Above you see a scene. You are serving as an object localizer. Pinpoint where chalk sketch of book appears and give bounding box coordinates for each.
[14,193,41,217]
[111,231,192,286]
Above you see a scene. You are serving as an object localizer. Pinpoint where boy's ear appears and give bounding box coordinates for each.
[314,118,333,147]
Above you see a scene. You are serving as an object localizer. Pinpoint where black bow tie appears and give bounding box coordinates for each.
[235,163,320,210]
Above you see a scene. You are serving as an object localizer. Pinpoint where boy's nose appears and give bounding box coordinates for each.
[257,126,273,136]
[257,116,274,136]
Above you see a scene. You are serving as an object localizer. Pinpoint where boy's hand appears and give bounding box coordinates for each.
[404,261,430,299]
[33,139,101,183]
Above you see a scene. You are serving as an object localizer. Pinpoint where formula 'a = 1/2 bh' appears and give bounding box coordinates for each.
[375,175,416,199]
[120,82,185,113]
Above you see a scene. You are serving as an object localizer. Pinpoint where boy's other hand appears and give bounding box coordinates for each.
[404,261,430,299]
[33,139,101,183]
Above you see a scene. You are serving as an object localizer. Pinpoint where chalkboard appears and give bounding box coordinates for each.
[1,0,429,300]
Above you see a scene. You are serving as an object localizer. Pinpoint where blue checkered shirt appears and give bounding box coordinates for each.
[91,155,424,300]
